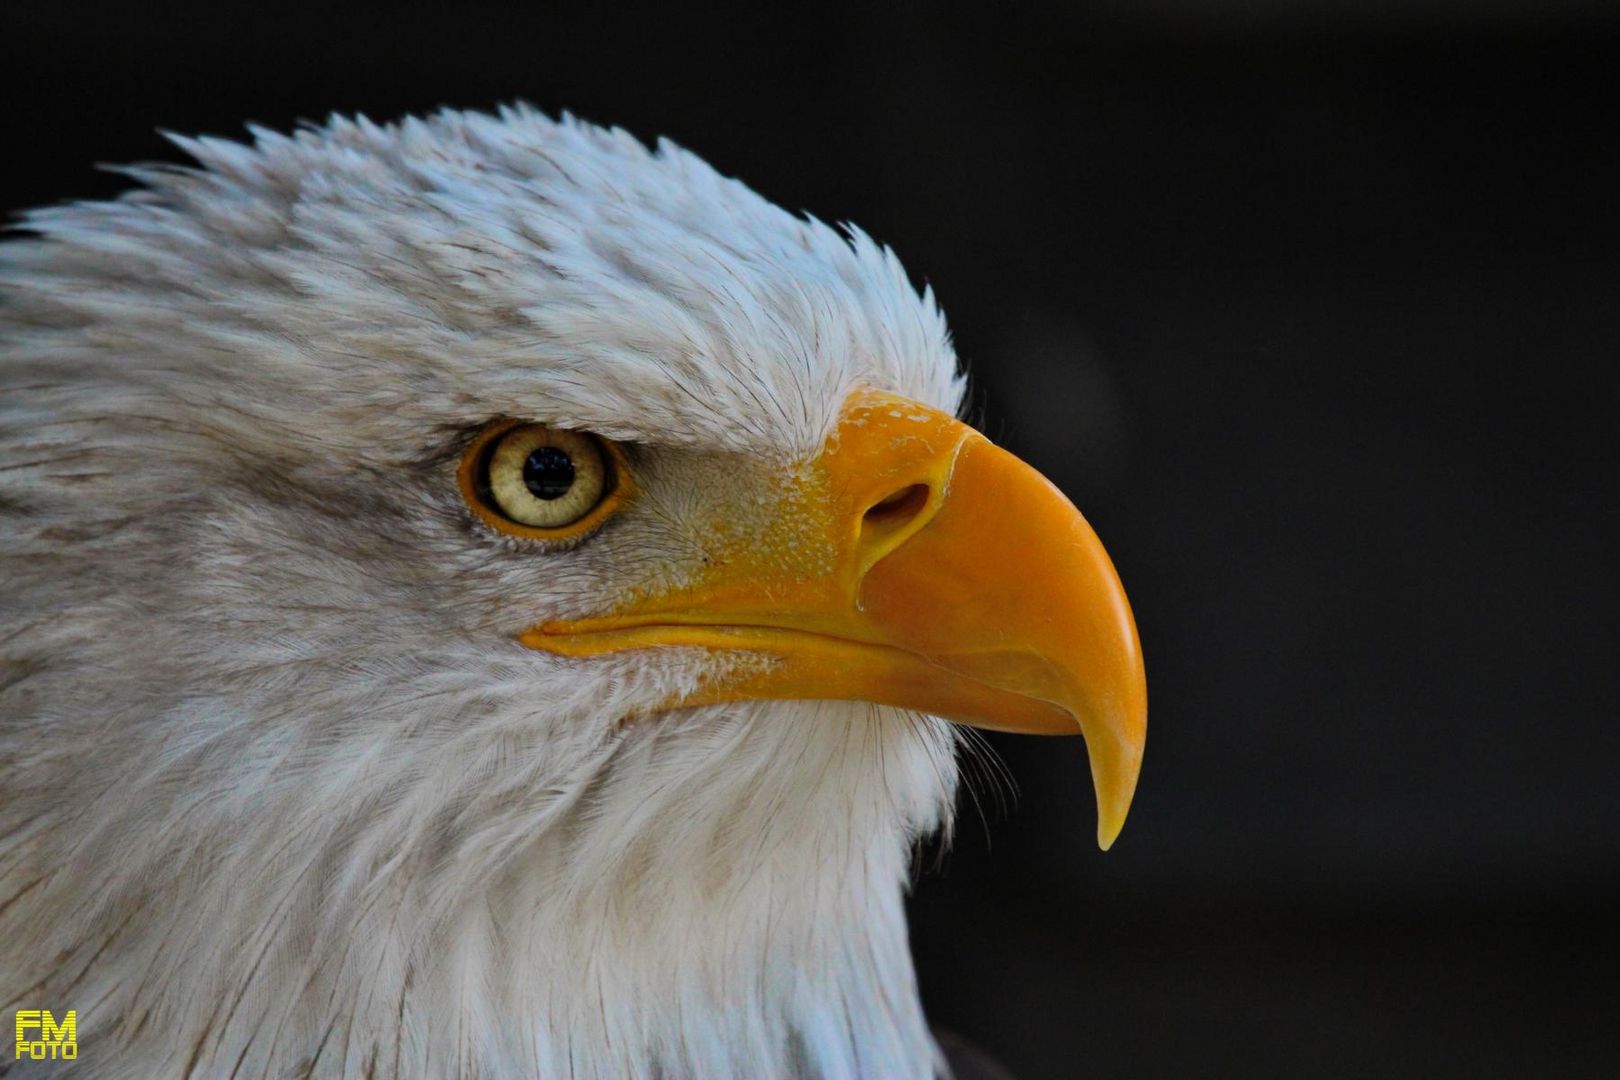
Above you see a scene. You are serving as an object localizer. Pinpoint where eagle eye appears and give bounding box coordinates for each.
[458,421,629,539]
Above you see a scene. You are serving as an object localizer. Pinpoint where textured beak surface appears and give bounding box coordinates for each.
[523,390,1147,848]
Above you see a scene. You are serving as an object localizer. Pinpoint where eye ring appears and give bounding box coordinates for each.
[457,419,633,541]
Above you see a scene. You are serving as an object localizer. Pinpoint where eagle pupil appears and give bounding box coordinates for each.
[522,446,575,500]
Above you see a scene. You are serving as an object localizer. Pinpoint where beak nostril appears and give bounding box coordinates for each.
[862,483,930,529]
[854,482,938,582]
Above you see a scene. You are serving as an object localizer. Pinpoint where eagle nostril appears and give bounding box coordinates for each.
[861,484,930,531]
[854,483,935,582]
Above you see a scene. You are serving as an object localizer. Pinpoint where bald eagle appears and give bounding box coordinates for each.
[0,107,1145,1079]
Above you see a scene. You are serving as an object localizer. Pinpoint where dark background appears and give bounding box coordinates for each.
[5,3,1616,1076]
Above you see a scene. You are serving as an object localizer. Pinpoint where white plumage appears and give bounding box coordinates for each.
[1,105,1148,1080]
[0,107,966,1078]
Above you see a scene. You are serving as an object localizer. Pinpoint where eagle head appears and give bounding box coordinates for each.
[0,107,1144,1078]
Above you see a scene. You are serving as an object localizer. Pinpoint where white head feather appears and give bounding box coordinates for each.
[0,107,969,1077]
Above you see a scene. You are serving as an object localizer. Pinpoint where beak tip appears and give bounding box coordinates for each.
[1095,808,1126,852]
[1085,714,1144,853]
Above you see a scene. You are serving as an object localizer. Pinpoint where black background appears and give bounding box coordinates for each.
[5,3,1617,1077]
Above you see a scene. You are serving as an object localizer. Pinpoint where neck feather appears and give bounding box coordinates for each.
[2,688,958,1079]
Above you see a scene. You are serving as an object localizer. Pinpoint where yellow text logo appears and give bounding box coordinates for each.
[14,1009,77,1061]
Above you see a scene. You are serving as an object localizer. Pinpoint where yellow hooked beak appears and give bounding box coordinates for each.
[522,390,1147,849]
